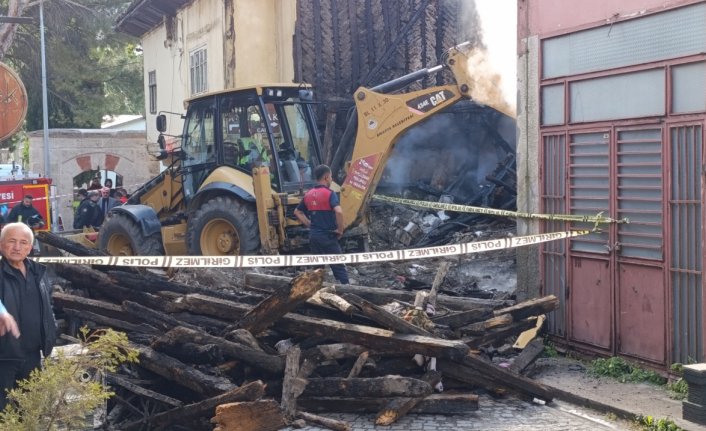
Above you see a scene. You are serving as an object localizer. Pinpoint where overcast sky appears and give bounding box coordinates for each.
[475,0,517,110]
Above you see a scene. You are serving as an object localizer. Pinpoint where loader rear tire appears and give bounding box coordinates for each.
[186,196,260,256]
[98,213,165,256]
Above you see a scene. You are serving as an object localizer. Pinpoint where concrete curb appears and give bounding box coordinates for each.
[544,382,703,431]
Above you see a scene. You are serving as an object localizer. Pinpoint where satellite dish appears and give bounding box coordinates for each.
[0,62,28,142]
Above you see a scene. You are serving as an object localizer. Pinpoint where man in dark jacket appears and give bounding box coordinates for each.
[294,164,350,284]
[0,222,57,409]
[73,188,99,229]
[97,186,120,224]
[7,195,45,229]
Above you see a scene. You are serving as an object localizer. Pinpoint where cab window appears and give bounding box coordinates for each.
[183,99,216,167]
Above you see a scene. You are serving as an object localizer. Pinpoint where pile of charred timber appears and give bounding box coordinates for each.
[39,232,557,431]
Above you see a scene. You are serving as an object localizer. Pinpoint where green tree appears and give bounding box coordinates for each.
[0,327,139,431]
[1,0,143,133]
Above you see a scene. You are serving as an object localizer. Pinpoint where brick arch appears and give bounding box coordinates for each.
[27,129,160,229]
[71,153,133,180]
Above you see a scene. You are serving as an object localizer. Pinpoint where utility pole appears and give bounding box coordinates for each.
[39,0,49,178]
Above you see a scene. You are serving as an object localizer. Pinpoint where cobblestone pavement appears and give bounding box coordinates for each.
[285,395,631,431]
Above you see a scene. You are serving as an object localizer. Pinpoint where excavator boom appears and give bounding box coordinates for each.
[339,42,478,229]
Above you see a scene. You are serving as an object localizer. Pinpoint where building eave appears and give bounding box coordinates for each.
[115,0,191,38]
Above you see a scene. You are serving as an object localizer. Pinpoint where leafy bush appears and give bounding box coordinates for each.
[635,415,685,431]
[543,339,558,357]
[667,363,688,400]
[667,378,688,400]
[589,357,666,385]
[0,328,138,431]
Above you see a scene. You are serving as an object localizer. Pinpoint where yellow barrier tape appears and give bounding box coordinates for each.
[35,229,590,268]
[373,195,629,225]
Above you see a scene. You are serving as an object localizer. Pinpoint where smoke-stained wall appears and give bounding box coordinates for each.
[295,0,517,211]
[295,0,483,100]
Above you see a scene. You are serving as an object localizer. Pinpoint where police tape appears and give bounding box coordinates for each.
[33,229,590,268]
[373,195,629,225]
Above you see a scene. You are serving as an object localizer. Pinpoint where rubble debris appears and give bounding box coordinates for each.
[40,232,553,430]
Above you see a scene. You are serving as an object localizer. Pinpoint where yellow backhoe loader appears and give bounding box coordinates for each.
[98,42,485,256]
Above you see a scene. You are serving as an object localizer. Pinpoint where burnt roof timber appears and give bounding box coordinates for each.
[116,0,191,38]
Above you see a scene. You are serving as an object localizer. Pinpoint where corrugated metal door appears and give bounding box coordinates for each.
[669,123,704,364]
[541,133,567,336]
[614,128,665,364]
[545,127,668,365]
[567,131,613,351]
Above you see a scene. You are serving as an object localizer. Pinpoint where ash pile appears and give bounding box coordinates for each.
[361,104,517,251]
[40,229,556,431]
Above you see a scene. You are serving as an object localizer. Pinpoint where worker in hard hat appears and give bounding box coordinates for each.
[237,112,271,171]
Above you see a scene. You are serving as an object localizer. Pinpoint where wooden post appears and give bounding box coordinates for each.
[428,261,451,309]
[281,345,308,418]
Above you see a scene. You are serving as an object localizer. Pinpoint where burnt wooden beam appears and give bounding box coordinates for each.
[157,326,284,374]
[431,308,494,329]
[281,345,306,418]
[180,294,468,360]
[106,373,183,408]
[303,376,432,398]
[63,309,159,335]
[303,343,369,362]
[427,261,451,308]
[375,371,442,425]
[297,410,351,431]
[122,380,266,431]
[341,293,433,336]
[108,270,262,304]
[238,270,325,334]
[492,295,559,321]
[245,273,511,310]
[134,345,236,397]
[36,230,105,257]
[122,300,202,333]
[462,318,537,349]
[316,288,355,315]
[53,292,134,323]
[347,351,370,378]
[441,353,554,402]
[179,294,250,320]
[509,338,545,374]
[212,399,287,431]
[54,263,165,310]
[278,313,469,361]
[458,314,513,336]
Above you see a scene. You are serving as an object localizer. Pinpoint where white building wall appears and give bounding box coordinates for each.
[139,0,296,147]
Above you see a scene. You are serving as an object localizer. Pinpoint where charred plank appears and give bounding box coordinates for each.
[238,270,325,334]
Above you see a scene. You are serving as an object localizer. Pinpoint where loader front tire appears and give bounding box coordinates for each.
[186,196,260,256]
[98,213,165,256]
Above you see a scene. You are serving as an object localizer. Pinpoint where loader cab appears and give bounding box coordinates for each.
[163,85,323,201]
[218,86,323,193]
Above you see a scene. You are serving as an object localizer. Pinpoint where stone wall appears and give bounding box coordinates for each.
[27,129,160,230]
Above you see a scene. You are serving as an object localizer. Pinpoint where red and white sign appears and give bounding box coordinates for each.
[343,153,381,192]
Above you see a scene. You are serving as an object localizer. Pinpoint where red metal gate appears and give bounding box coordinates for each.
[543,126,668,365]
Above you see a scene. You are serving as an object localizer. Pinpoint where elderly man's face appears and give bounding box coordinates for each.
[0,225,33,265]
[101,188,110,197]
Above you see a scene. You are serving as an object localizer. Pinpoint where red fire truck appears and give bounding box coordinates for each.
[0,177,52,230]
